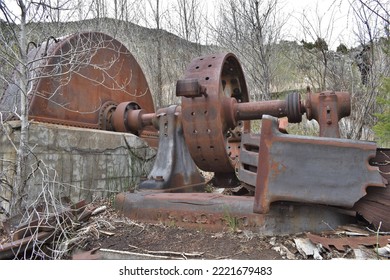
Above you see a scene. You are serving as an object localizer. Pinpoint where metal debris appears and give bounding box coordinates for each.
[0,200,98,259]
[353,148,390,231]
[272,244,296,260]
[294,238,323,260]
[72,248,101,260]
[375,244,390,257]
[306,232,390,252]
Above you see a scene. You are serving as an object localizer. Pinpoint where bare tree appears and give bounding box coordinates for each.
[345,0,390,140]
[215,0,286,101]
[92,0,107,19]
[295,2,344,92]
[137,0,166,108]
[0,0,154,258]
[0,1,145,215]
[1,0,35,216]
[113,0,141,23]
[174,0,203,49]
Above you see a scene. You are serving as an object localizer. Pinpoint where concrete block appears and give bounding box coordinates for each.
[0,121,156,220]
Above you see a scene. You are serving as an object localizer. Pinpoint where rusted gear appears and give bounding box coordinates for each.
[0,32,155,129]
[180,53,250,173]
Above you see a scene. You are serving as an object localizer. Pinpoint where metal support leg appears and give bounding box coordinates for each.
[139,105,205,192]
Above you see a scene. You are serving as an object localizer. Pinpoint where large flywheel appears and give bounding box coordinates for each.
[0,32,155,130]
[180,53,250,174]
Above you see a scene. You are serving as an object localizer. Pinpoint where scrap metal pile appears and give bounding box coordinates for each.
[1,32,389,233]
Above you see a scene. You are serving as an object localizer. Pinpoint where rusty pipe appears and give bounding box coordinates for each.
[233,99,288,120]
[141,112,155,127]
[223,92,303,128]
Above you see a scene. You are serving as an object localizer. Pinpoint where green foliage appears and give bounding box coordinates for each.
[336,43,348,54]
[373,77,390,147]
[301,37,328,51]
[223,208,239,232]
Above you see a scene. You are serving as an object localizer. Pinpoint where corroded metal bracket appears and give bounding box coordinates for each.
[305,91,351,138]
[139,105,205,192]
[253,115,385,214]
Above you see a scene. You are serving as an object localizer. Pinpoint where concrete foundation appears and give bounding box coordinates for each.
[0,121,156,223]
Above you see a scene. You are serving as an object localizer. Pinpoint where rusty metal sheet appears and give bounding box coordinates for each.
[72,248,101,260]
[0,200,93,259]
[353,186,390,232]
[353,148,390,231]
[253,115,385,214]
[0,231,52,260]
[306,232,390,252]
[115,191,356,235]
[1,32,155,131]
[371,148,390,185]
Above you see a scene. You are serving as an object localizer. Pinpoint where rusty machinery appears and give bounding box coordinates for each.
[1,32,389,231]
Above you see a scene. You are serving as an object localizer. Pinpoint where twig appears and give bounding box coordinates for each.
[113,218,145,230]
[365,226,390,235]
[91,205,107,216]
[128,244,204,259]
[100,248,183,260]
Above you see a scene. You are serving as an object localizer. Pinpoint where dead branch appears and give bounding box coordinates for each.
[128,244,204,260]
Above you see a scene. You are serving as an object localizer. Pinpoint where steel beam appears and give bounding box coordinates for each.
[115,191,356,234]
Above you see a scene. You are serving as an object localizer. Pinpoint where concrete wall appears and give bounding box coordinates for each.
[0,121,156,223]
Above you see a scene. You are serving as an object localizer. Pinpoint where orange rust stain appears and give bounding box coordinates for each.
[269,159,286,180]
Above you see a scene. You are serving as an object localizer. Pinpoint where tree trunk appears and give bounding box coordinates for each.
[11,0,29,216]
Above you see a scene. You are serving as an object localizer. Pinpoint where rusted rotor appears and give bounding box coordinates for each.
[0,32,155,130]
[179,53,250,173]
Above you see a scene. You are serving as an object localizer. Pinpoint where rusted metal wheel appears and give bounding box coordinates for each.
[180,53,250,173]
[0,32,155,129]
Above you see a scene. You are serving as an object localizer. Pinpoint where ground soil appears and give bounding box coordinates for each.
[0,199,387,260]
[81,200,357,260]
